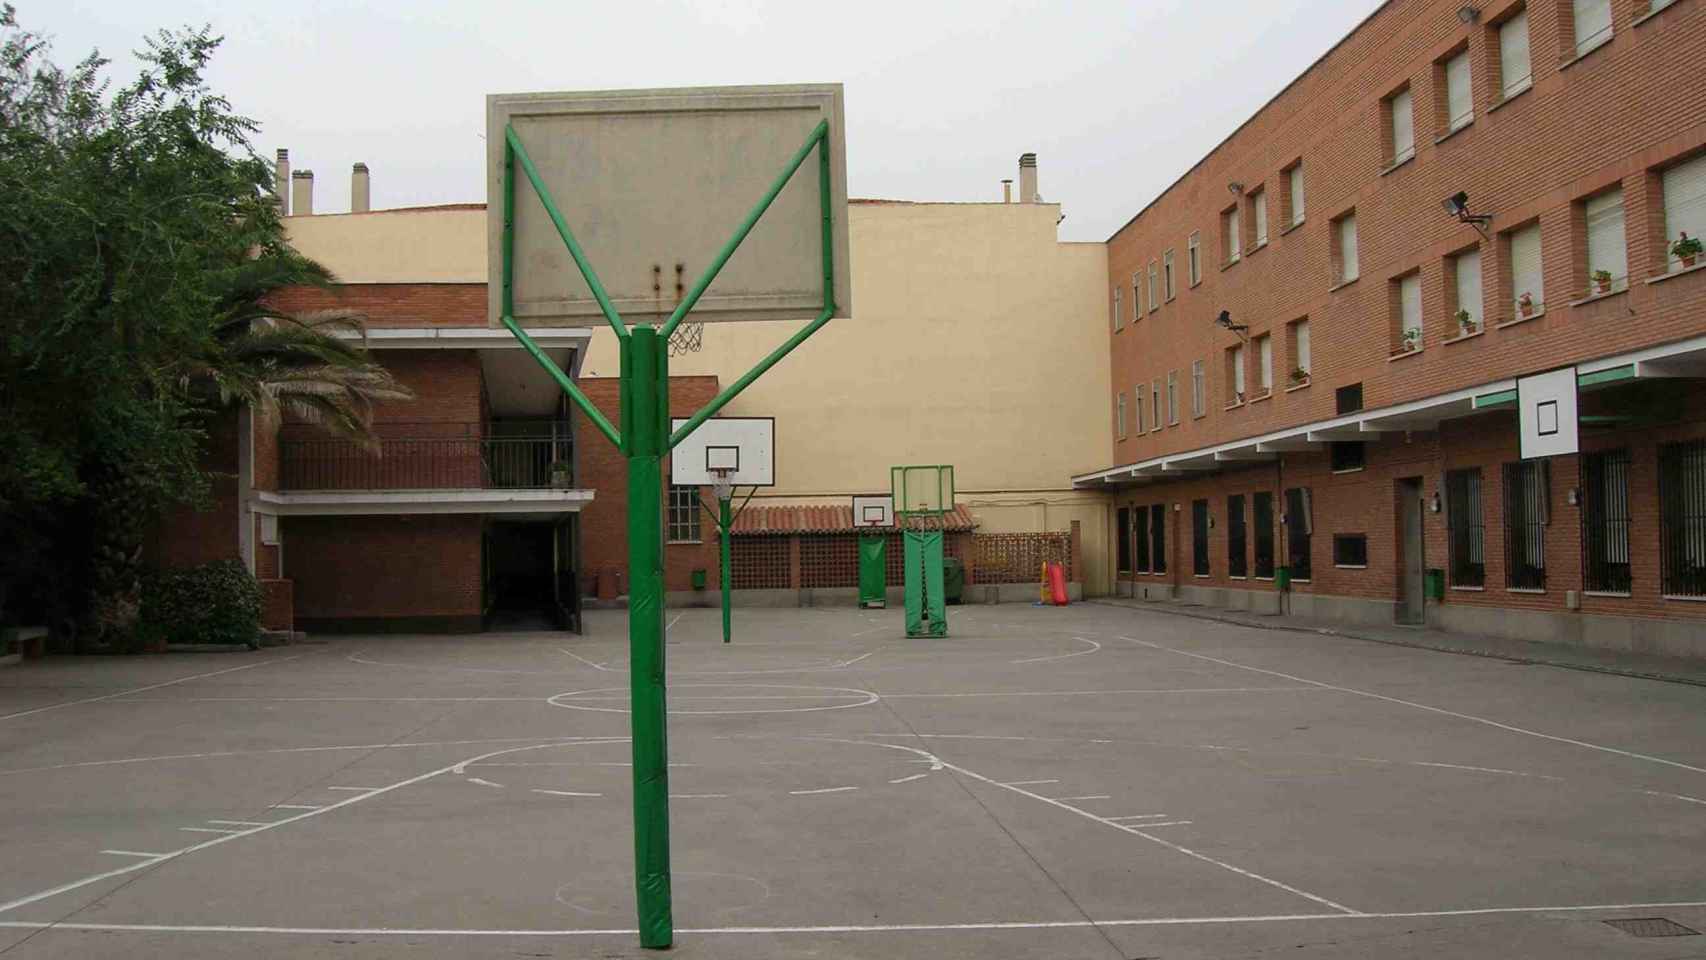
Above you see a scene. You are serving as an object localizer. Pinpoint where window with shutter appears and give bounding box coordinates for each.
[1509,224,1543,313]
[1499,10,1531,99]
[1294,320,1312,375]
[1390,89,1414,163]
[1224,209,1241,264]
[1116,391,1126,439]
[1454,249,1483,326]
[1257,335,1273,392]
[1112,286,1122,331]
[1191,360,1205,417]
[1663,155,1706,272]
[1445,50,1473,131]
[1288,164,1306,225]
[1148,262,1159,310]
[1133,385,1145,433]
[1188,232,1202,285]
[1585,189,1626,289]
[1572,0,1612,57]
[1399,274,1423,346]
[1252,187,1268,245]
[1337,214,1359,283]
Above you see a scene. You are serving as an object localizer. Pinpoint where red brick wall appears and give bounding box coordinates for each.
[1104,0,1706,467]
[283,514,483,628]
[267,283,486,327]
[148,410,240,570]
[576,375,721,596]
[260,579,294,631]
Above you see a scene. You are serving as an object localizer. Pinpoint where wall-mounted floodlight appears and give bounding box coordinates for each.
[1215,309,1251,343]
[1457,5,1480,23]
[1442,190,1492,237]
[1227,181,1244,196]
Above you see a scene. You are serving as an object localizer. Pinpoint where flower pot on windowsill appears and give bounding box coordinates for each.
[1592,271,1613,295]
[550,464,573,489]
[1671,232,1703,269]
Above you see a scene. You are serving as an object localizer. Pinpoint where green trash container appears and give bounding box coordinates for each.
[1275,566,1292,591]
[942,556,965,605]
[1424,568,1445,601]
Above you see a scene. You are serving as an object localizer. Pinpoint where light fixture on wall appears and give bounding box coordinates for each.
[1227,181,1244,196]
[1215,309,1251,343]
[1429,491,1442,513]
[1457,5,1480,23]
[1442,190,1492,238]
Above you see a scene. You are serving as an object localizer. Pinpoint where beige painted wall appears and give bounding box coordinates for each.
[286,205,485,283]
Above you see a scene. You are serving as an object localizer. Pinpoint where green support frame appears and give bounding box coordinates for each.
[499,119,838,949]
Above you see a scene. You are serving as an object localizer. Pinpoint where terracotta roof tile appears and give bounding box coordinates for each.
[731,503,977,535]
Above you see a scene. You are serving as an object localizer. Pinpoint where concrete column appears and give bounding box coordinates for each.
[274,149,290,215]
[291,170,314,216]
[351,162,370,212]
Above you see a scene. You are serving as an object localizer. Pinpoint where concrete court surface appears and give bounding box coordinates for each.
[0,604,1703,959]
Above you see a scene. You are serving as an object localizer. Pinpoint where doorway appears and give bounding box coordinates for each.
[1396,477,1425,625]
[485,518,580,632]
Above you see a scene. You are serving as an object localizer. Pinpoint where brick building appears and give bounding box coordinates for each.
[1075,0,1706,654]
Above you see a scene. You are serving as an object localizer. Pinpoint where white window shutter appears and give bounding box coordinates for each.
[1296,321,1312,372]
[1446,52,1472,130]
[1499,11,1531,98]
[1510,224,1543,309]
[1233,347,1246,395]
[1585,190,1627,285]
[1253,189,1268,244]
[1289,165,1305,224]
[1455,249,1483,325]
[1259,336,1273,389]
[1339,215,1359,281]
[1401,274,1423,336]
[1663,155,1706,270]
[1573,0,1612,55]
[1391,90,1414,161]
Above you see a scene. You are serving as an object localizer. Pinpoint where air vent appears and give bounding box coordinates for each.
[1602,917,1700,938]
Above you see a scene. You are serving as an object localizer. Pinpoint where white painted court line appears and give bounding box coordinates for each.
[669,794,729,799]
[1059,795,1110,801]
[0,656,302,722]
[665,613,682,632]
[556,648,611,671]
[1644,790,1706,806]
[466,778,504,789]
[833,651,878,668]
[204,820,269,827]
[99,851,171,858]
[878,686,1321,699]
[1107,814,1171,821]
[1001,779,1060,786]
[0,736,623,778]
[324,786,384,792]
[1130,820,1192,828]
[1119,636,1706,776]
[110,696,544,703]
[268,804,320,811]
[789,786,859,796]
[1011,637,1102,665]
[888,773,929,784]
[9,901,1706,937]
[531,789,602,798]
[179,827,241,835]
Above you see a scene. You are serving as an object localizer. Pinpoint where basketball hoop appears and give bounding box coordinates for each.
[710,467,734,502]
[668,319,704,356]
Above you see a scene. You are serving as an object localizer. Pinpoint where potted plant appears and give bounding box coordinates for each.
[1399,328,1421,352]
[550,461,573,489]
[1456,308,1478,334]
[1592,269,1613,294]
[1289,367,1309,385]
[1674,231,1704,269]
[1516,292,1535,319]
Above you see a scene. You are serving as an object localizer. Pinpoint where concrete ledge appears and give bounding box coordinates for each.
[1289,591,1396,627]
[656,583,1082,609]
[1176,584,1280,615]
[1430,605,1706,660]
[295,615,484,634]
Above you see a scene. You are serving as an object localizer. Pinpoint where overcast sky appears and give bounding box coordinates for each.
[32,0,1382,241]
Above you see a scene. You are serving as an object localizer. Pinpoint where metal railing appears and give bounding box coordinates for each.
[279,424,572,491]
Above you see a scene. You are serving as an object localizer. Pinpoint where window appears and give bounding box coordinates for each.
[1135,505,1152,573]
[1503,459,1549,590]
[1497,9,1532,100]
[1386,88,1415,166]
[1284,487,1313,581]
[1133,384,1146,434]
[1330,441,1366,473]
[1253,491,1276,578]
[1446,468,1486,587]
[1443,49,1473,132]
[1166,370,1179,425]
[1150,503,1167,575]
[1396,272,1423,351]
[1508,222,1544,316]
[1571,0,1613,58]
[1112,285,1123,331]
[1133,272,1144,318]
[1222,207,1241,264]
[1290,319,1312,379]
[1453,247,1483,328]
[1191,360,1206,417]
[1250,186,1268,246]
[1163,249,1176,300]
[1336,382,1364,415]
[1659,440,1706,597]
[1333,534,1369,568]
[1151,380,1162,431]
[1188,231,1202,285]
[1225,343,1246,402]
[1581,449,1631,593]
[1255,334,1273,394]
[1662,154,1706,273]
[667,484,702,543]
[1116,390,1127,439]
[1192,500,1210,576]
[1287,162,1306,226]
[1334,212,1359,284]
[1585,188,1627,291]
[1116,507,1133,574]
[1227,494,1248,578]
[1148,261,1160,310]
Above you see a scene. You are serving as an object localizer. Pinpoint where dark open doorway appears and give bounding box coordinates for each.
[485,517,581,632]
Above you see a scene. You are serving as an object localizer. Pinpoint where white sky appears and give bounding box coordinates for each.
[35,0,1382,241]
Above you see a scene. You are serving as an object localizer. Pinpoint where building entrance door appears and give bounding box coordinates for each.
[1397,477,1425,625]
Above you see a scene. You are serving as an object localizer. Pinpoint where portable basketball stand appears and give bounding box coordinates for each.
[852,494,894,608]
[893,465,954,638]
[670,416,774,647]
[491,85,849,949]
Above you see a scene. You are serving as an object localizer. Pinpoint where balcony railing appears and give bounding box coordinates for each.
[279,423,573,491]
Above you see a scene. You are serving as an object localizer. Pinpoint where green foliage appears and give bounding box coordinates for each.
[1673,232,1703,259]
[139,560,262,649]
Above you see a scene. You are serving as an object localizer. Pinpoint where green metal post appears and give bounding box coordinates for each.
[624,327,672,948]
[720,496,732,644]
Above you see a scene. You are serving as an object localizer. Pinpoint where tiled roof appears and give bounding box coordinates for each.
[731,503,977,535]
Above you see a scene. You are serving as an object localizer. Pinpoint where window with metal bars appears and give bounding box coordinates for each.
[1284,487,1312,581]
[1502,460,1548,590]
[1253,491,1275,578]
[1581,449,1631,593]
[1227,494,1248,578]
[1445,468,1485,587]
[1659,440,1706,598]
[1135,506,1152,573]
[667,485,702,543]
[1192,500,1210,576]
[1333,534,1368,567]
[1150,503,1168,574]
[1116,507,1133,573]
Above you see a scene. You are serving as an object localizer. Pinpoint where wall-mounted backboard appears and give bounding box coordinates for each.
[1518,367,1579,459]
[488,84,851,329]
[852,495,895,529]
[670,417,775,487]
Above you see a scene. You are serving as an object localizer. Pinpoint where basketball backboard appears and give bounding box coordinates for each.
[852,495,895,529]
[670,417,775,487]
[891,465,955,516]
[1518,367,1579,459]
[488,84,851,329]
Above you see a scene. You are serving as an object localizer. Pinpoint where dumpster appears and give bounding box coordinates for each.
[690,568,707,591]
[1424,568,1445,601]
[1275,566,1292,591]
[942,556,965,605]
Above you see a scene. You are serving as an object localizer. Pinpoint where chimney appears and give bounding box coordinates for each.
[1018,152,1039,203]
[291,170,314,216]
[1001,178,1013,203]
[275,148,290,215]
[351,162,370,213]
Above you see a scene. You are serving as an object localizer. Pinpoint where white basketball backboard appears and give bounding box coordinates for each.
[488,84,851,329]
[1518,367,1579,460]
[851,495,895,529]
[670,417,774,487]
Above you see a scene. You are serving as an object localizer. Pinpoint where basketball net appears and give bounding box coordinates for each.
[710,468,734,503]
[667,319,704,356]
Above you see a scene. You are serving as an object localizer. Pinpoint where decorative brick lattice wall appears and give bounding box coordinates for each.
[800,535,858,588]
[972,532,1073,583]
[730,537,790,589]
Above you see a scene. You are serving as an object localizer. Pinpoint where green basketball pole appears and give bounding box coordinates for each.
[500,119,837,949]
[720,496,733,644]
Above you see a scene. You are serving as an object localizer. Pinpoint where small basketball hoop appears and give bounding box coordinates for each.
[667,319,704,356]
[710,467,734,502]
